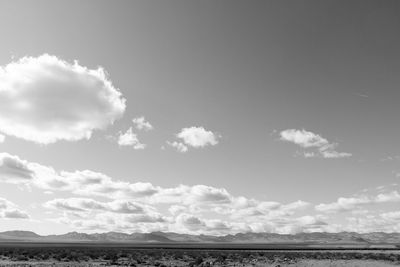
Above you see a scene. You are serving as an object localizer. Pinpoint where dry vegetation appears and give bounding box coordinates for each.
[0,246,399,266]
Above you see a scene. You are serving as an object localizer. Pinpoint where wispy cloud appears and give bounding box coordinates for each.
[279,129,351,159]
[315,191,400,213]
[380,155,400,162]
[353,92,369,98]
[166,141,188,153]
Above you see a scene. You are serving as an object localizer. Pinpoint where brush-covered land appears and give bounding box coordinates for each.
[0,245,400,266]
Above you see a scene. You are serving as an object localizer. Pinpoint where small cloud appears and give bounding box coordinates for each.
[3,209,29,219]
[178,127,220,148]
[354,92,369,98]
[167,126,220,152]
[132,116,153,131]
[269,129,278,136]
[0,153,35,183]
[0,197,29,219]
[167,141,188,153]
[320,150,352,159]
[380,155,400,162]
[279,129,351,159]
[0,134,5,143]
[303,152,316,158]
[280,129,329,148]
[117,127,145,149]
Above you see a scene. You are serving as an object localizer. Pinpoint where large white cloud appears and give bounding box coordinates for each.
[0,54,126,144]
[280,129,351,159]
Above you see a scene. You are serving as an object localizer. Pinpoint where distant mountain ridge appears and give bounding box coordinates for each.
[1,230,400,244]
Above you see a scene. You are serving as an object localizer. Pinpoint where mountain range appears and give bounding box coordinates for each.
[1,231,400,244]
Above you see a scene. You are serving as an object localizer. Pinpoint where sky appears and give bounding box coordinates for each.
[0,0,400,235]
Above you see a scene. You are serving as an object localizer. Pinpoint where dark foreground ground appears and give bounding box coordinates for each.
[0,242,399,266]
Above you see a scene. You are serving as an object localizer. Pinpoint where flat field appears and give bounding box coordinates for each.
[0,242,399,266]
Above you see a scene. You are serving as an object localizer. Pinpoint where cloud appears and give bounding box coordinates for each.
[280,129,329,148]
[344,212,400,233]
[319,150,352,159]
[45,198,106,212]
[168,205,187,215]
[5,151,400,234]
[0,154,159,198]
[150,184,233,206]
[170,213,329,235]
[54,212,168,233]
[178,127,220,147]
[279,129,351,159]
[0,152,311,223]
[189,185,232,204]
[0,152,328,234]
[0,153,35,183]
[0,54,126,144]
[230,200,310,219]
[45,198,150,214]
[117,127,145,149]
[380,155,400,162]
[168,126,220,152]
[45,198,167,232]
[172,213,240,235]
[53,170,159,199]
[315,196,370,213]
[166,141,188,153]
[132,116,153,131]
[0,134,4,143]
[0,197,29,219]
[175,213,206,231]
[115,117,152,149]
[315,191,400,213]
